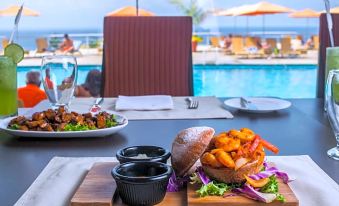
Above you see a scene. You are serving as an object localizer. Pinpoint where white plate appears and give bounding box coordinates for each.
[0,111,128,138]
[224,97,291,113]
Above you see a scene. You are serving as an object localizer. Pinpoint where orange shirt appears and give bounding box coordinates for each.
[18,84,47,108]
[45,77,54,89]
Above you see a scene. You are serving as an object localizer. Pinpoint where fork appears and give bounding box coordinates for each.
[186,97,199,109]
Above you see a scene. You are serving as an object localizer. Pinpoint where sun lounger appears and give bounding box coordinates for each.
[210,37,221,48]
[36,38,49,53]
[2,38,9,50]
[313,35,319,50]
[280,37,299,58]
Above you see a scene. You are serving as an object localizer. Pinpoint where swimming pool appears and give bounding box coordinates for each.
[17,64,318,98]
[194,64,317,98]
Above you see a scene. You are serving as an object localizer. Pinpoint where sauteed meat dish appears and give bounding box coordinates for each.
[7,106,119,132]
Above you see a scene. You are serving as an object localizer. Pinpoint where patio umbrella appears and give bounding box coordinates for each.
[0,5,40,16]
[289,9,320,39]
[106,6,154,16]
[330,7,339,13]
[233,1,294,36]
[214,5,250,35]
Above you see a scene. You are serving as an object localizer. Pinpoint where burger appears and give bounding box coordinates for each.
[170,127,289,203]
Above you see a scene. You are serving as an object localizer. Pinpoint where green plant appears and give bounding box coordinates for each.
[49,37,62,50]
[169,0,207,26]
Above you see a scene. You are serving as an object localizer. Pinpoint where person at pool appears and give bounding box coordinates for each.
[75,69,101,97]
[58,34,74,53]
[18,71,47,108]
[224,34,233,49]
[44,68,54,89]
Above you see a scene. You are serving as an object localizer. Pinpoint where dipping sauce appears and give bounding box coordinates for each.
[130,153,149,159]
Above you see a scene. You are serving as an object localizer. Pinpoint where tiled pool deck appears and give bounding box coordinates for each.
[18,50,318,67]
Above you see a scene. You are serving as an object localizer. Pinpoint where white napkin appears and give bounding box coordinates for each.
[115,95,174,111]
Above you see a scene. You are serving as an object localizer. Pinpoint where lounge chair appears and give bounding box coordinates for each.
[210,37,220,48]
[102,16,193,97]
[36,38,49,53]
[280,37,299,57]
[72,40,82,55]
[243,37,265,58]
[2,38,9,50]
[313,35,319,50]
[232,36,249,58]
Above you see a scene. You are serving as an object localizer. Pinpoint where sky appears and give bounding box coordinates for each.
[0,0,337,31]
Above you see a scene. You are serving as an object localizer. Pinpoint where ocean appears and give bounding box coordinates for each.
[0,26,319,50]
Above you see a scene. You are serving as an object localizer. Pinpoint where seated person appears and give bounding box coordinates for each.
[58,34,74,53]
[18,71,47,108]
[224,34,233,49]
[44,68,54,89]
[306,36,314,49]
[75,69,101,97]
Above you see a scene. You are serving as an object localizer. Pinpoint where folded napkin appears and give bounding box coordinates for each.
[115,95,174,111]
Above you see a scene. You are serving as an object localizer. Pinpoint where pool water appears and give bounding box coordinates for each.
[194,64,317,98]
[17,65,102,88]
[17,64,318,98]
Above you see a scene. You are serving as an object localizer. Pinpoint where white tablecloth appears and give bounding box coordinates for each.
[14,155,339,206]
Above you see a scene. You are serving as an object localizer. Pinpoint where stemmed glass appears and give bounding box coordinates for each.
[41,56,78,110]
[326,69,339,160]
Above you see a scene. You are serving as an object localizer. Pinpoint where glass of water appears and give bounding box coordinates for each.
[326,69,339,160]
[41,56,78,109]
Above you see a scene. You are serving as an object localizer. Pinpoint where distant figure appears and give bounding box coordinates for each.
[18,71,47,108]
[44,68,54,89]
[59,34,74,53]
[224,34,233,49]
[306,36,314,49]
[75,69,102,97]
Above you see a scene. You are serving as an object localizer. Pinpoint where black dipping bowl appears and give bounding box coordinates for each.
[116,146,171,164]
[112,161,173,206]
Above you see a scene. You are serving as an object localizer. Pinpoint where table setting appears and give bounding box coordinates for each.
[1,55,339,205]
[1,4,339,205]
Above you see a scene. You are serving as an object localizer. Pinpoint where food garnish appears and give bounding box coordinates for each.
[7,106,120,132]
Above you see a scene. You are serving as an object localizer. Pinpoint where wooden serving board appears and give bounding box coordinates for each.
[71,162,298,206]
[187,179,299,206]
[70,162,186,206]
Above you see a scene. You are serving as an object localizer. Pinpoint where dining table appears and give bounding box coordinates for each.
[0,98,338,205]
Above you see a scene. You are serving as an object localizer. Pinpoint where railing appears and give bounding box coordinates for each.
[47,33,103,49]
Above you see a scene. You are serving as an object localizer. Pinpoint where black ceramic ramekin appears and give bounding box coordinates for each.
[116,146,171,164]
[112,161,173,206]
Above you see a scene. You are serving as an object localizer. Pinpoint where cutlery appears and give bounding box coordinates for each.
[240,97,258,110]
[186,97,199,109]
[90,97,103,113]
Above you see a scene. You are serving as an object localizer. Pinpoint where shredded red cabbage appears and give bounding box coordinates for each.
[232,184,277,203]
[166,171,189,192]
[249,165,290,183]
[197,166,211,185]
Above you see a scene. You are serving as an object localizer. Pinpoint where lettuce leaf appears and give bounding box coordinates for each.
[63,123,96,131]
[260,175,285,202]
[197,181,242,197]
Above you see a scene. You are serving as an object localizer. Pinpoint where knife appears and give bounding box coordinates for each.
[240,97,258,110]
[90,97,103,113]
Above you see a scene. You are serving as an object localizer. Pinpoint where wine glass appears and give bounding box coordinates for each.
[326,69,339,160]
[41,56,78,110]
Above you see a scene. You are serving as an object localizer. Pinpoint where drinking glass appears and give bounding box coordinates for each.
[324,47,339,111]
[41,56,78,109]
[0,56,17,118]
[326,69,339,160]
